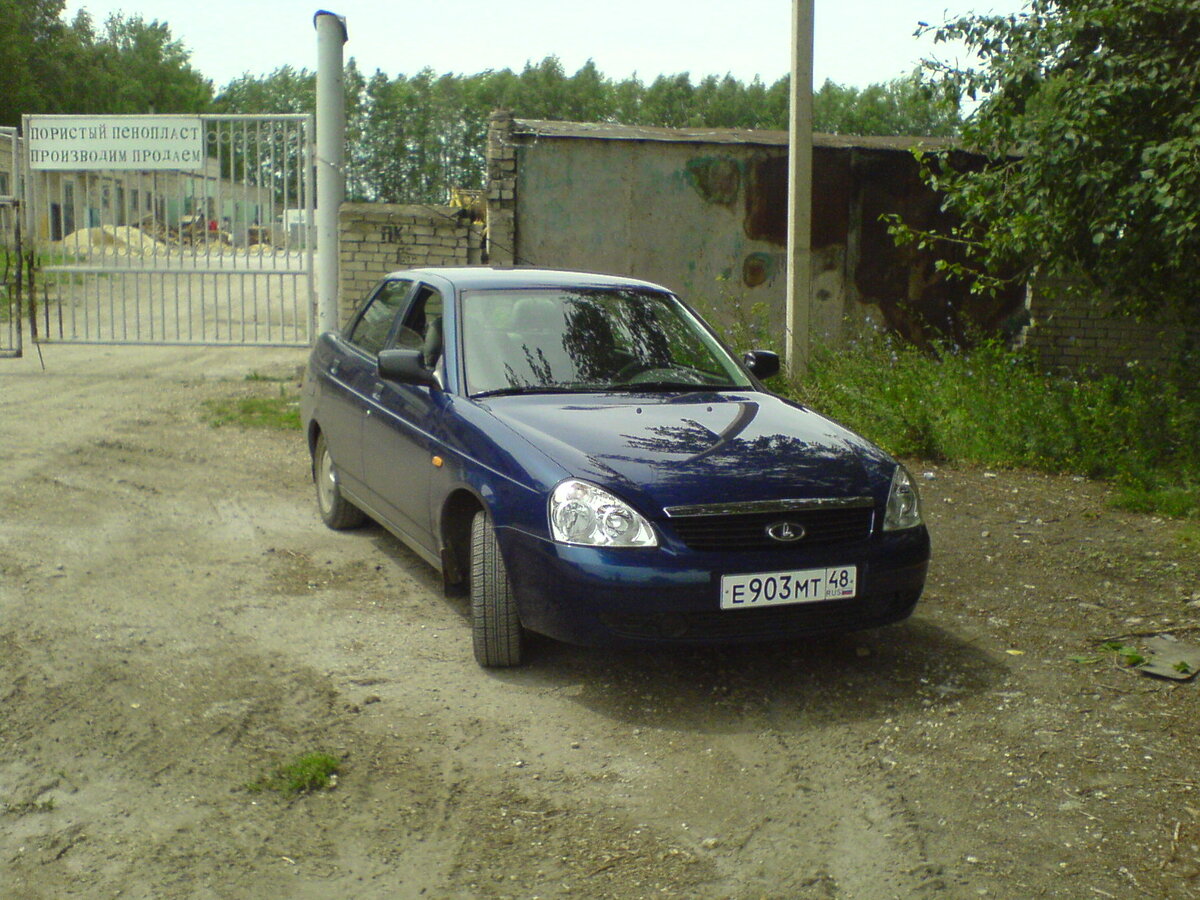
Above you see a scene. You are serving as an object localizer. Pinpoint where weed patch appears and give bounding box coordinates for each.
[1175,525,1200,552]
[1071,641,1147,668]
[204,384,300,431]
[247,751,340,798]
[3,798,56,815]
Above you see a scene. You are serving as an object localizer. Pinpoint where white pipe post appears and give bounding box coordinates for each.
[786,0,815,376]
[314,11,347,335]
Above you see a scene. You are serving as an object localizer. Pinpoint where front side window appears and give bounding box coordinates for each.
[460,288,751,396]
[346,279,413,355]
[393,285,445,371]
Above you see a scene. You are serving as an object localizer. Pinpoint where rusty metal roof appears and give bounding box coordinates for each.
[511,118,958,152]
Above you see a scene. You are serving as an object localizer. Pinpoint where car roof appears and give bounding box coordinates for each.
[387,266,673,294]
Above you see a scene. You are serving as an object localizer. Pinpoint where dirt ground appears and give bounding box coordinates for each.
[2,344,1198,900]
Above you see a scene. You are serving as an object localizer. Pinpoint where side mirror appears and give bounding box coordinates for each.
[743,350,781,380]
[378,348,437,388]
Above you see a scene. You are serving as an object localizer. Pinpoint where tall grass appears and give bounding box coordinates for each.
[785,333,1200,518]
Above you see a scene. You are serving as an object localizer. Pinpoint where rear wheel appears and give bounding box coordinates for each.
[470,509,524,667]
[313,432,366,530]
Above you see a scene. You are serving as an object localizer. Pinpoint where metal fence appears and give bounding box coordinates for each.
[24,114,315,347]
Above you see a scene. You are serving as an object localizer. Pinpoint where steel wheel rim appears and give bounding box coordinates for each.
[317,447,337,513]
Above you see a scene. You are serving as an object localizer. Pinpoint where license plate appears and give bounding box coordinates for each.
[720,566,857,609]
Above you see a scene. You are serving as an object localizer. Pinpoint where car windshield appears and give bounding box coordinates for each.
[460,287,753,397]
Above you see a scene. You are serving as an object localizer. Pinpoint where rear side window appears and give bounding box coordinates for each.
[346,279,413,355]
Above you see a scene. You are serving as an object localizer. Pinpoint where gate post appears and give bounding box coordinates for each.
[314,11,347,336]
[1,126,24,357]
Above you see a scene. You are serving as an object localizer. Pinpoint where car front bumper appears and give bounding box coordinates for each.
[499,525,931,647]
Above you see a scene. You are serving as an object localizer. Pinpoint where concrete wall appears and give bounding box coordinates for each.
[486,116,1025,351]
[337,202,482,325]
[516,136,799,335]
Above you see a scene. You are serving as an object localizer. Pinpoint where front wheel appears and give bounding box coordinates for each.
[470,509,524,667]
[313,432,366,530]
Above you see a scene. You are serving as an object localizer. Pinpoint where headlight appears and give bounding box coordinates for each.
[883,465,922,531]
[549,479,658,547]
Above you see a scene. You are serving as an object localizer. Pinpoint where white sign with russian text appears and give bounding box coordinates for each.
[27,116,205,171]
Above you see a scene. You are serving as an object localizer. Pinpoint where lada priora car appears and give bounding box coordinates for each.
[301,267,930,666]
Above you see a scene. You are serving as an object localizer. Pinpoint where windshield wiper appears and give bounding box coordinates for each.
[474,381,739,398]
[471,385,587,399]
[605,381,735,393]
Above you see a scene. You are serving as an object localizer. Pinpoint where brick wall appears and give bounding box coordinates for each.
[1021,279,1200,375]
[486,111,517,265]
[338,202,483,325]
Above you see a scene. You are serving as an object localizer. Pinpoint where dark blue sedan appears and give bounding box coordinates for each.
[301,267,930,666]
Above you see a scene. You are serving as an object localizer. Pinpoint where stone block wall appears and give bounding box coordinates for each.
[338,202,483,324]
[1021,279,1200,375]
[486,111,517,265]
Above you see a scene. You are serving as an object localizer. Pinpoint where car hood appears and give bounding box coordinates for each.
[482,391,888,512]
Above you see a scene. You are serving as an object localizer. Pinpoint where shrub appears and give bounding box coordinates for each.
[785,331,1199,518]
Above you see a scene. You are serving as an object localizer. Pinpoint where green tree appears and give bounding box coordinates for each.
[514,57,572,119]
[564,60,613,122]
[214,65,316,115]
[909,0,1200,315]
[82,14,212,113]
[813,72,960,137]
[691,75,760,128]
[0,2,211,125]
[640,73,696,128]
[212,55,964,206]
[610,75,646,124]
[0,0,71,126]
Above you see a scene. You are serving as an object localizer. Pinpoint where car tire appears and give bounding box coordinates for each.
[470,509,524,667]
[313,432,366,530]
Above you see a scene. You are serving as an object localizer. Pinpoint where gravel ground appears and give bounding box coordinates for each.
[1,344,1198,899]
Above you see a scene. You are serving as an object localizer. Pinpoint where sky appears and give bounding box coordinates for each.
[63,0,1018,91]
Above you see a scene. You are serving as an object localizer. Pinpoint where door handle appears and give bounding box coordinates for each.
[371,382,384,401]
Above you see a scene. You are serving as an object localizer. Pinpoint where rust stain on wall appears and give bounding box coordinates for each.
[734,146,1023,343]
[684,157,741,208]
[742,252,777,287]
[851,149,1025,346]
[741,150,850,251]
[743,155,786,245]
[635,132,1025,341]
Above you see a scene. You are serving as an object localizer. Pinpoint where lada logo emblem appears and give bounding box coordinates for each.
[766,521,806,542]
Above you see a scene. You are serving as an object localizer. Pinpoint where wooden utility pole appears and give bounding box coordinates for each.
[786,0,814,375]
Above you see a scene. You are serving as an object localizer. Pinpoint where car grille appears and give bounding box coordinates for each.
[664,506,875,552]
[599,589,921,642]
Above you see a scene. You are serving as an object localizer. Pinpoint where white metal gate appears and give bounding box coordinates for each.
[23,114,315,347]
[1,126,21,358]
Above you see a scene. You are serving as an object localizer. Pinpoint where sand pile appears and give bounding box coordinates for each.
[51,225,169,257]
